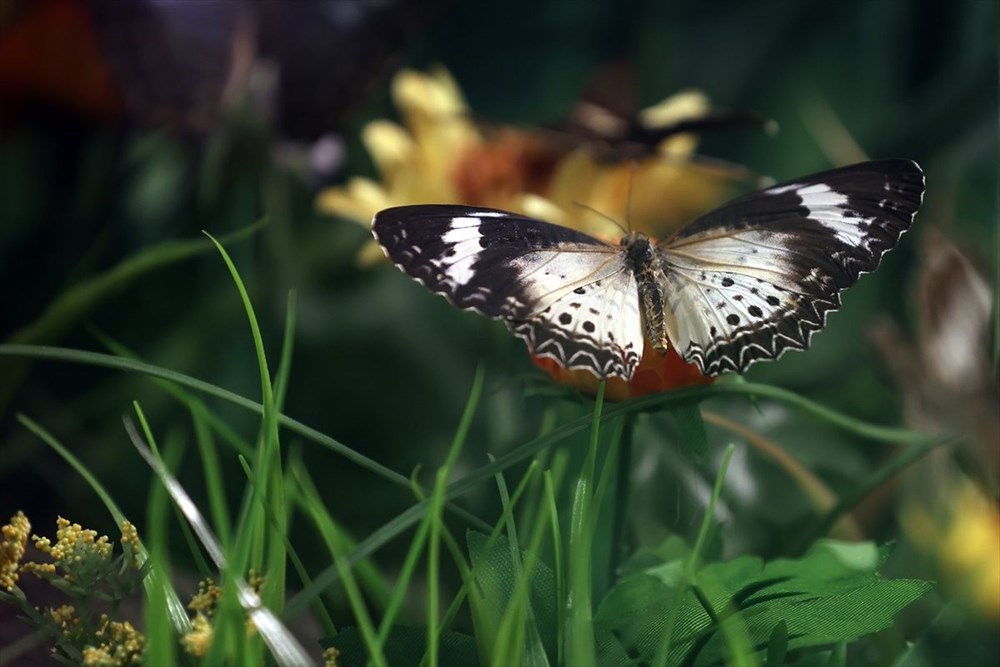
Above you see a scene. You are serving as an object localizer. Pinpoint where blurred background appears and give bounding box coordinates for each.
[1,0,996,662]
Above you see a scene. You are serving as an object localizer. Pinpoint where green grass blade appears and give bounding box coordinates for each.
[123,417,315,666]
[191,409,233,550]
[294,466,384,667]
[142,433,184,667]
[543,467,565,667]
[566,381,605,667]
[203,232,287,613]
[790,435,956,554]
[0,344,490,532]
[0,220,264,410]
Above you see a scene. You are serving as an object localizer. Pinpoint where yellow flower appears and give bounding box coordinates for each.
[188,577,222,616]
[23,516,113,582]
[903,481,1000,621]
[81,615,144,665]
[323,646,341,667]
[181,614,214,658]
[119,521,141,567]
[1,511,30,591]
[318,67,736,264]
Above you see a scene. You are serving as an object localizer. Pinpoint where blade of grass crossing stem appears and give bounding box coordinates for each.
[588,416,625,598]
[191,409,233,550]
[492,465,550,667]
[656,443,757,667]
[293,465,384,667]
[92,327,255,461]
[238,455,337,637]
[415,487,481,667]
[417,461,540,667]
[205,233,287,610]
[132,405,214,577]
[791,436,955,554]
[15,414,192,634]
[426,366,485,666]
[375,499,434,649]
[566,381,606,666]
[427,468,448,667]
[123,417,315,666]
[144,433,178,666]
[653,444,736,667]
[0,344,942,446]
[0,220,264,408]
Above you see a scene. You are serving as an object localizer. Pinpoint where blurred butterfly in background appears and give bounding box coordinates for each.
[373,160,924,379]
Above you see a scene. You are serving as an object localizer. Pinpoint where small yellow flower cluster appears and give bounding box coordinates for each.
[49,603,78,628]
[119,521,141,564]
[323,646,341,667]
[181,614,214,658]
[188,577,222,615]
[22,516,112,583]
[81,614,144,666]
[1,511,30,590]
[181,573,266,655]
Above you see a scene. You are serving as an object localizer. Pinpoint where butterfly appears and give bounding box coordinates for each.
[372,160,924,379]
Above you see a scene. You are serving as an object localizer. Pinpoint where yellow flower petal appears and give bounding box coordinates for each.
[316,177,390,225]
[362,120,414,182]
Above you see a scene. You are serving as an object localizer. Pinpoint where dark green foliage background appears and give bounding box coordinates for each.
[0,0,996,664]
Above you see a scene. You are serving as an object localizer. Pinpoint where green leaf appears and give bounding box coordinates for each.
[766,620,788,666]
[322,627,478,667]
[466,530,558,664]
[669,403,708,464]
[593,540,932,666]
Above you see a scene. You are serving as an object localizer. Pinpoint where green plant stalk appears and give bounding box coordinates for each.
[789,435,956,554]
[587,414,626,606]
[191,409,233,551]
[239,456,338,637]
[689,444,757,667]
[417,518,478,667]
[133,407,214,578]
[566,381,606,667]
[295,466,385,667]
[608,413,636,584]
[544,469,565,667]
[427,468,448,667]
[143,434,180,666]
[492,465,552,667]
[374,502,434,649]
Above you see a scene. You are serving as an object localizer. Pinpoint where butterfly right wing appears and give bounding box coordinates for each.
[372,205,644,379]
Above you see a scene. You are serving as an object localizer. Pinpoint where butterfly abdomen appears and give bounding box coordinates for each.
[623,234,672,353]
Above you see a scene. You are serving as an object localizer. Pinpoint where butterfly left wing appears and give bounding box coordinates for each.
[656,159,925,374]
[373,205,645,379]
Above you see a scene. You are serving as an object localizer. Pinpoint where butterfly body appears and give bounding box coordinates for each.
[372,160,924,380]
[620,233,674,353]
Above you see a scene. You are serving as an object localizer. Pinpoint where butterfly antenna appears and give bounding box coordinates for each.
[571,201,629,236]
